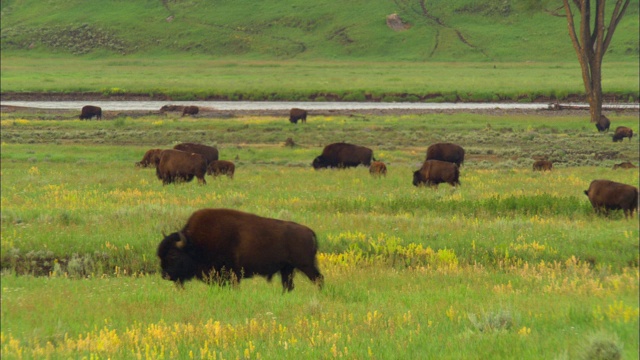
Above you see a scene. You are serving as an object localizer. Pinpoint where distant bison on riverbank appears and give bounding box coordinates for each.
[160,105,184,113]
[426,143,465,167]
[289,108,307,124]
[612,126,633,142]
[79,105,102,120]
[182,106,199,117]
[413,160,460,188]
[312,142,373,169]
[584,179,638,217]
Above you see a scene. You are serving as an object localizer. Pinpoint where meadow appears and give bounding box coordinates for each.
[1,111,638,359]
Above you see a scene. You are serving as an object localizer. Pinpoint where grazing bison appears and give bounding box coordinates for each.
[79,105,102,120]
[613,161,637,170]
[156,149,207,185]
[135,148,163,168]
[289,108,307,124]
[312,142,373,169]
[157,208,324,292]
[533,160,553,171]
[425,143,465,167]
[182,106,199,117]
[584,179,638,217]
[173,143,219,165]
[207,160,235,179]
[595,115,611,132]
[160,105,185,113]
[369,161,387,177]
[612,126,633,142]
[413,160,460,188]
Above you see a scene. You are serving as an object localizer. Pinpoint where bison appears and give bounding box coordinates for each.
[156,149,207,185]
[157,208,324,292]
[369,161,387,177]
[182,106,199,117]
[160,105,185,113]
[289,108,307,124]
[613,161,637,170]
[312,142,373,169]
[173,143,219,165]
[79,105,102,120]
[426,143,465,167]
[533,160,553,171]
[596,115,610,132]
[584,179,638,217]
[612,126,633,142]
[413,160,460,188]
[207,160,235,179]
[135,148,163,168]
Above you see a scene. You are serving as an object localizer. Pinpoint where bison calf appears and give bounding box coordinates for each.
[207,160,235,179]
[157,208,323,292]
[413,160,460,188]
[584,179,638,218]
[135,148,163,168]
[532,160,553,171]
[289,108,307,124]
[79,105,102,120]
[612,126,633,142]
[369,161,387,177]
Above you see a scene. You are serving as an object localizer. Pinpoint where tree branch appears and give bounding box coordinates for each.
[603,0,631,54]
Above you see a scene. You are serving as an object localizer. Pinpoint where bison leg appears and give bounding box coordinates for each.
[280,265,295,292]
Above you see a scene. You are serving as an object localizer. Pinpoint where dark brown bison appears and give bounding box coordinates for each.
[207,160,235,179]
[613,161,637,170]
[413,160,460,188]
[157,208,323,292]
[533,160,553,171]
[182,106,199,117]
[173,143,219,165]
[160,105,185,113]
[369,161,387,177]
[135,148,163,168]
[426,143,465,167]
[584,179,638,217]
[289,108,307,124]
[156,149,207,185]
[596,115,610,132]
[79,105,102,120]
[312,142,373,169]
[612,126,633,142]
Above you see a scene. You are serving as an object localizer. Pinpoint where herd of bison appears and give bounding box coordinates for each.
[81,105,638,291]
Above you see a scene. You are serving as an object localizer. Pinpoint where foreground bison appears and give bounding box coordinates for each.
[157,208,324,291]
[533,160,553,171]
[613,161,637,170]
[156,149,207,185]
[312,142,373,169]
[369,161,387,177]
[612,126,633,142]
[173,143,219,165]
[182,106,199,117]
[207,160,235,179]
[413,160,460,187]
[426,143,465,167]
[584,179,638,217]
[79,105,102,120]
[289,108,307,124]
[136,148,163,168]
[596,115,611,132]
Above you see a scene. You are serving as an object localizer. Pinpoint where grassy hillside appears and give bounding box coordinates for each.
[1,0,638,61]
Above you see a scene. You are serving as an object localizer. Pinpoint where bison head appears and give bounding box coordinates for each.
[157,231,198,285]
[312,156,327,169]
[412,170,424,186]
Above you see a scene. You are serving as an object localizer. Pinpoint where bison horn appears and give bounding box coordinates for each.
[176,231,187,249]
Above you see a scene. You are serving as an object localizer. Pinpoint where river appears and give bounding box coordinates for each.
[1,100,638,111]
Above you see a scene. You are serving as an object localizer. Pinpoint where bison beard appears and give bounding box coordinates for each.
[584,179,638,218]
[157,209,324,292]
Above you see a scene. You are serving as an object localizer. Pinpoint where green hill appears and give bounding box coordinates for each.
[1,0,638,61]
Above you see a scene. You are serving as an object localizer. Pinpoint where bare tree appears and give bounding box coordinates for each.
[562,0,630,122]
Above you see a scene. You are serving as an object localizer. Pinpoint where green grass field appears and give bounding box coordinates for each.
[1,112,638,358]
